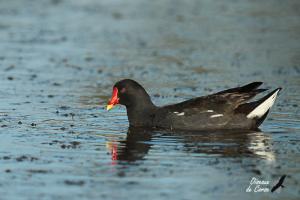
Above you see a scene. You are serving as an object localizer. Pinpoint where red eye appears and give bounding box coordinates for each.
[120,88,126,93]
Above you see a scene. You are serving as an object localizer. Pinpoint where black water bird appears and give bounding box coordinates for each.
[106,79,281,131]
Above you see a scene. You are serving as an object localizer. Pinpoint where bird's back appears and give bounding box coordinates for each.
[152,82,281,130]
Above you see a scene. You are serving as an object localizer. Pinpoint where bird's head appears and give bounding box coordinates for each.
[106,79,152,110]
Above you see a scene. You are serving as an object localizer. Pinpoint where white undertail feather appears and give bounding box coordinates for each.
[210,114,223,118]
[247,89,280,119]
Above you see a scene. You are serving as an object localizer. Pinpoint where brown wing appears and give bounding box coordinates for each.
[164,82,267,112]
[213,82,268,109]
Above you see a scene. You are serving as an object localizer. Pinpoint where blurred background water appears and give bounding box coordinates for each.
[0,0,299,199]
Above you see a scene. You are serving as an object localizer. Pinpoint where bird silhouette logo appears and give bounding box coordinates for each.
[271,175,286,193]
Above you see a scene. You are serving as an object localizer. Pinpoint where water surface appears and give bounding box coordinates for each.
[0,0,299,199]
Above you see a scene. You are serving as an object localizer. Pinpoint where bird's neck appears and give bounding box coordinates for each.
[125,102,157,128]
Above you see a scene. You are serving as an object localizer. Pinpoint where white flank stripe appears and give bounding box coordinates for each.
[210,114,223,118]
[177,112,185,116]
[247,89,280,119]
[207,110,214,112]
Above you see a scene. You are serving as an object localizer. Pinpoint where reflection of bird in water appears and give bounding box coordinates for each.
[271,175,287,193]
[247,131,275,161]
[105,128,275,163]
[106,142,118,161]
[167,130,275,161]
[106,127,152,162]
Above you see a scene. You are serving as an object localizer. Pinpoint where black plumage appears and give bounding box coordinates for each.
[107,79,281,130]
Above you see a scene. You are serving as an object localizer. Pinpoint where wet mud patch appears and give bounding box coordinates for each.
[41,140,81,149]
[64,180,85,186]
[27,169,52,174]
[16,155,39,162]
[60,141,81,149]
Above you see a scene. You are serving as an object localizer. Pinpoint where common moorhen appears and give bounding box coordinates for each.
[106,79,281,130]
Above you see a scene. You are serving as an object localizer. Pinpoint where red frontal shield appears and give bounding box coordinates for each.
[107,87,119,110]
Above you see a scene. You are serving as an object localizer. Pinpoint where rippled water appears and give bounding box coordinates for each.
[0,0,299,199]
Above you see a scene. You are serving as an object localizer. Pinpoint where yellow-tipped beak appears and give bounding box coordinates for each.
[107,87,119,111]
[106,104,114,111]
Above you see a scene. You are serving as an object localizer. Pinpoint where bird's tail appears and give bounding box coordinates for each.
[246,88,281,119]
[235,88,282,127]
